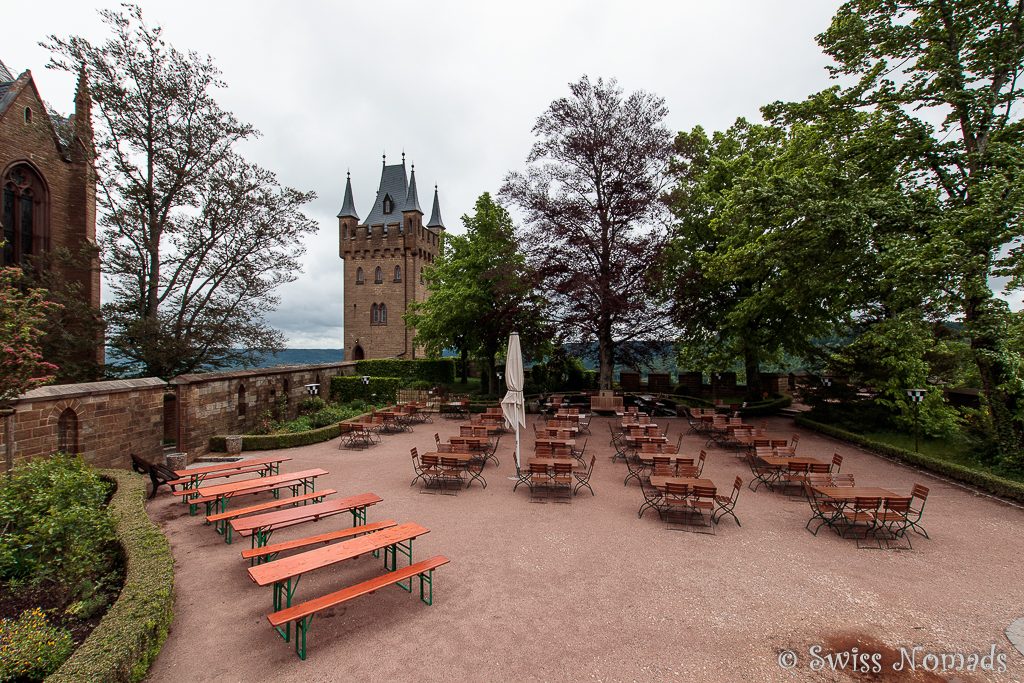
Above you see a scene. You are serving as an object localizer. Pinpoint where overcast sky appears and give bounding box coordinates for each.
[8,0,857,347]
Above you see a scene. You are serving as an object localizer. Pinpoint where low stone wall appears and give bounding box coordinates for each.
[5,378,167,470]
[170,361,358,461]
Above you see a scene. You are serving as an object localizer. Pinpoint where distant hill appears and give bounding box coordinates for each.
[251,349,345,367]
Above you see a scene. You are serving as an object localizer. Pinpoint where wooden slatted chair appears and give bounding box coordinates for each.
[712,477,742,527]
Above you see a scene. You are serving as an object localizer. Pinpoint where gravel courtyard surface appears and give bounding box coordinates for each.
[143,415,1024,682]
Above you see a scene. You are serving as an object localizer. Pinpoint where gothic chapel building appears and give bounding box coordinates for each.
[338,156,445,360]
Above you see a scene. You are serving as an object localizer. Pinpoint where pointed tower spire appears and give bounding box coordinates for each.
[72,65,94,162]
[403,164,423,213]
[426,184,445,229]
[337,171,359,220]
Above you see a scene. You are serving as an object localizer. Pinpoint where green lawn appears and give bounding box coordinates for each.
[859,430,1024,485]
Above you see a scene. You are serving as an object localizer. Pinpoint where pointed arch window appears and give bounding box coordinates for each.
[394,265,402,282]
[371,303,379,324]
[379,303,387,325]
[356,267,364,284]
[383,194,393,214]
[2,163,47,267]
[374,266,383,284]
[237,384,247,416]
[57,408,79,454]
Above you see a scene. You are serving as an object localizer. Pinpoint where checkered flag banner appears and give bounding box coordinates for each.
[906,388,927,403]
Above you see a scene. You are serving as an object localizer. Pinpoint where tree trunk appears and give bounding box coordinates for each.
[598,330,613,390]
[743,344,762,401]
[460,347,469,384]
[966,293,1024,462]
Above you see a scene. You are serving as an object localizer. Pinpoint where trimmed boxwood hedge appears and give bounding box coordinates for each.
[47,469,174,683]
[330,376,402,404]
[353,359,455,384]
[209,423,343,452]
[795,415,1024,504]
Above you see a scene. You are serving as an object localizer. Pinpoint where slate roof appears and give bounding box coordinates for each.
[336,173,359,220]
[426,185,445,229]
[0,59,13,83]
[360,161,409,227]
[404,166,423,213]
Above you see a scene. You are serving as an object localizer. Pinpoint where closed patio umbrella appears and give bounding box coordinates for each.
[500,332,526,470]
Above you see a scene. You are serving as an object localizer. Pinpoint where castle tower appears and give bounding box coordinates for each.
[338,155,445,360]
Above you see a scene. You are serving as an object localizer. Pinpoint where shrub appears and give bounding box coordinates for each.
[0,608,74,682]
[353,359,455,384]
[297,396,326,415]
[795,416,1024,503]
[48,469,174,683]
[330,376,402,403]
[0,454,117,601]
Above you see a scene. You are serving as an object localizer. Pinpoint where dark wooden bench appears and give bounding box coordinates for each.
[130,453,179,499]
[267,555,450,660]
[240,519,398,564]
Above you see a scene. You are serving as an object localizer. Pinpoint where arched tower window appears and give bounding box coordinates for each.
[356,267,364,284]
[394,265,402,282]
[374,266,383,284]
[380,303,388,325]
[237,384,247,416]
[383,195,393,214]
[2,163,47,267]
[371,303,379,324]
[57,408,79,454]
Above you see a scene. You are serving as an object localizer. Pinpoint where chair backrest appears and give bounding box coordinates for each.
[441,456,462,469]
[787,462,809,473]
[675,433,684,452]
[553,462,573,475]
[552,445,572,458]
[790,434,801,449]
[675,458,694,467]
[652,455,671,468]
[884,496,912,513]
[410,447,419,459]
[437,443,454,453]
[535,444,552,457]
[664,482,689,497]
[576,438,587,455]
[852,496,881,512]
[692,485,717,499]
[529,462,549,474]
[808,463,831,474]
[831,453,843,471]
[422,454,440,467]
[586,454,596,474]
[676,465,698,478]
[831,474,856,487]
[653,463,674,477]
[911,483,929,502]
[732,476,742,496]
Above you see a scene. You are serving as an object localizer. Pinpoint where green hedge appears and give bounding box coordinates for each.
[353,359,455,385]
[48,469,174,683]
[209,423,343,452]
[795,416,1024,503]
[330,376,402,404]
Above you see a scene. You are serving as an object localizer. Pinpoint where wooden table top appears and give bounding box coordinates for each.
[625,435,667,444]
[812,486,900,501]
[174,456,291,478]
[622,422,658,429]
[230,493,381,534]
[636,451,687,463]
[247,522,430,586]
[759,456,825,467]
[528,457,579,468]
[649,476,716,490]
[453,435,489,444]
[196,468,328,498]
[420,451,475,463]
[535,438,576,447]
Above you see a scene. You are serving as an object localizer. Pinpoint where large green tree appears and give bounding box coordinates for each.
[663,111,938,399]
[775,0,1024,460]
[405,193,549,394]
[44,5,317,378]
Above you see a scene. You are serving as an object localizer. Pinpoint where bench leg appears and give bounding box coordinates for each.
[419,569,435,605]
[384,540,414,592]
[294,615,311,660]
[252,527,273,550]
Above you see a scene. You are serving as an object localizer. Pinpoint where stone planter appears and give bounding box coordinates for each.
[224,435,243,455]
[164,452,187,470]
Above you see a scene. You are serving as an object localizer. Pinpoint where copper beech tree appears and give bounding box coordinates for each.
[0,266,58,403]
[502,76,674,389]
